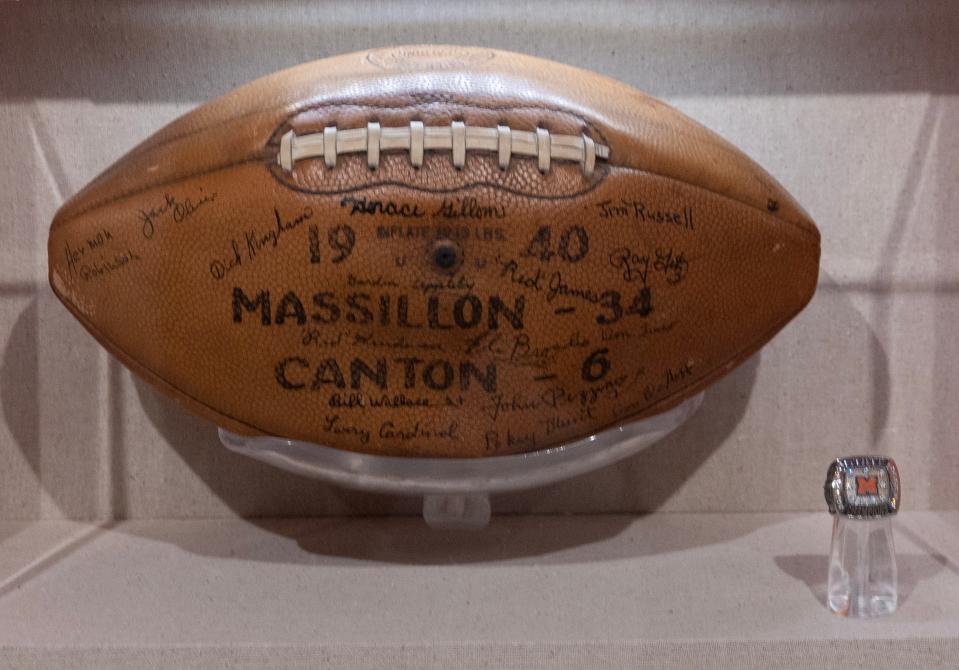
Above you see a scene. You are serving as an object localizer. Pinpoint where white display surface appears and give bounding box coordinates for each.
[1,513,958,668]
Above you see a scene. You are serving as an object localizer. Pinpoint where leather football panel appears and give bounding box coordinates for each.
[48,156,818,457]
[52,46,813,238]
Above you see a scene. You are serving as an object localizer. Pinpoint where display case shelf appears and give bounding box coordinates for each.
[2,512,957,668]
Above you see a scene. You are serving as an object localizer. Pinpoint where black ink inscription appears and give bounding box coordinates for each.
[379,224,432,240]
[643,360,695,402]
[496,255,607,304]
[525,226,553,262]
[427,224,504,243]
[653,248,689,285]
[139,189,217,239]
[322,415,371,445]
[596,199,693,230]
[211,205,313,279]
[464,330,589,369]
[302,329,344,348]
[245,206,314,261]
[379,420,458,442]
[610,247,689,285]
[234,288,524,331]
[309,225,321,264]
[637,319,676,339]
[63,227,144,283]
[347,273,400,289]
[664,360,694,390]
[546,270,608,305]
[478,374,631,438]
[84,228,113,250]
[341,196,424,218]
[522,225,589,263]
[559,226,589,262]
[209,239,244,280]
[581,348,611,382]
[483,428,538,453]
[64,228,114,274]
[275,356,496,393]
[601,328,632,343]
[496,255,642,326]
[541,413,588,438]
[600,320,677,344]
[328,225,355,263]
[302,328,443,352]
[376,223,506,244]
[596,287,653,325]
[483,393,544,421]
[540,374,630,415]
[609,247,650,284]
[496,255,545,290]
[304,224,356,267]
[74,246,142,282]
[435,196,506,220]
[352,332,445,352]
[412,274,476,294]
[329,392,431,410]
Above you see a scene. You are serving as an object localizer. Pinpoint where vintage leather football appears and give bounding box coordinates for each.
[48,45,820,458]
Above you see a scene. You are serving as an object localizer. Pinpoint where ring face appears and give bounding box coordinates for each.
[825,456,900,518]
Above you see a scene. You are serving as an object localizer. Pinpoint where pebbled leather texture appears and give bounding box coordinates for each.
[48,45,820,458]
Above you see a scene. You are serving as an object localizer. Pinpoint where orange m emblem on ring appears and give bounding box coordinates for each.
[857,475,878,496]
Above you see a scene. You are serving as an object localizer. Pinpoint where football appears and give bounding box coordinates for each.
[48,45,820,458]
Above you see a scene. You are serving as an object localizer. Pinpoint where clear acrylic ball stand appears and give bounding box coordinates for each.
[827,516,898,617]
[219,392,703,530]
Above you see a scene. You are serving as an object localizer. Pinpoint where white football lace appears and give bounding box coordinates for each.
[277,121,609,177]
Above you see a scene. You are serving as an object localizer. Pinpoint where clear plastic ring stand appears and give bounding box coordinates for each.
[219,392,703,530]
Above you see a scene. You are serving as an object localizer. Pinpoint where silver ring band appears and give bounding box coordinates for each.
[824,456,900,518]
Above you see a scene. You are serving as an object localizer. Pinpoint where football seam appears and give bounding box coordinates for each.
[123,97,606,163]
[594,281,817,439]
[57,98,608,225]
[264,100,609,146]
[263,160,611,201]
[48,276,268,438]
[53,157,815,242]
[264,100,815,236]
[57,104,813,237]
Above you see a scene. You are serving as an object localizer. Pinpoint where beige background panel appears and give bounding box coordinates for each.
[0,1,956,517]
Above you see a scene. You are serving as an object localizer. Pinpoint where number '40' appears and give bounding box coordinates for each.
[523,225,589,263]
